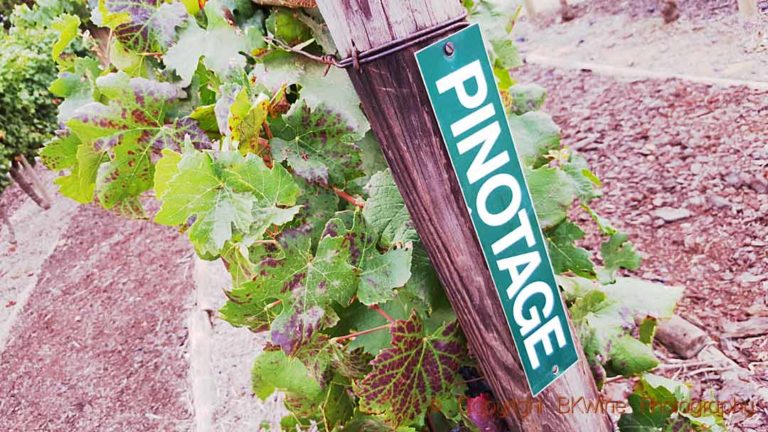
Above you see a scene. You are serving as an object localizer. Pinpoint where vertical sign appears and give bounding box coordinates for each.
[416,24,578,396]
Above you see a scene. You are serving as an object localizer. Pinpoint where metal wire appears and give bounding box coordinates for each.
[265,12,469,71]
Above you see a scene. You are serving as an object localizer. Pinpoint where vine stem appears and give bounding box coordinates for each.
[0,205,16,245]
[330,323,390,343]
[332,187,364,208]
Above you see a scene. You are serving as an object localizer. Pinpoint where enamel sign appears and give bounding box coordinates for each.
[416,24,578,396]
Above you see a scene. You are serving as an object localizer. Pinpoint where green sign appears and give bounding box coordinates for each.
[416,24,578,396]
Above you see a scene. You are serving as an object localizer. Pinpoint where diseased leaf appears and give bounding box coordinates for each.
[96,0,189,53]
[271,100,363,186]
[358,247,413,306]
[355,314,465,426]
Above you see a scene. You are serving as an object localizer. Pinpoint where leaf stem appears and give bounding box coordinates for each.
[332,187,364,208]
[331,323,390,343]
[369,304,394,323]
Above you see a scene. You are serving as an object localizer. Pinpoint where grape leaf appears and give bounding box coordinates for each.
[65,73,210,208]
[96,0,189,53]
[165,0,265,85]
[507,83,546,115]
[358,247,413,306]
[509,111,561,167]
[526,166,576,230]
[51,14,80,65]
[600,233,642,277]
[607,335,659,376]
[298,64,370,134]
[363,170,417,247]
[40,133,79,171]
[218,280,283,332]
[49,58,102,123]
[355,313,465,426]
[252,349,322,400]
[153,148,300,255]
[271,100,363,187]
[250,220,358,354]
[546,221,596,278]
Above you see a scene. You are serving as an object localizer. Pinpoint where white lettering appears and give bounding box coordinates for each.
[457,122,507,184]
[491,210,536,255]
[499,251,541,299]
[523,316,567,369]
[513,281,554,336]
[476,173,521,227]
[435,60,487,109]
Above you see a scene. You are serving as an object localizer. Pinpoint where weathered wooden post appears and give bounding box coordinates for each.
[316,1,612,430]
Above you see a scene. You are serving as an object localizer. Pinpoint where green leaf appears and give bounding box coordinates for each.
[546,221,596,278]
[165,0,265,85]
[358,247,413,306]
[608,335,659,376]
[509,111,561,167]
[363,170,418,247]
[601,233,642,277]
[54,142,108,204]
[271,100,363,187]
[252,349,322,400]
[154,149,300,255]
[50,14,80,64]
[507,83,546,115]
[563,153,602,203]
[355,314,465,427]
[526,166,576,229]
[638,317,656,345]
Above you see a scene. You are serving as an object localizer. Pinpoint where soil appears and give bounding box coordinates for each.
[0,203,195,431]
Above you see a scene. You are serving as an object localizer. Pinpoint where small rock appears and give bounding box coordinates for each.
[738,272,766,283]
[653,207,692,222]
[690,162,702,174]
[708,195,730,209]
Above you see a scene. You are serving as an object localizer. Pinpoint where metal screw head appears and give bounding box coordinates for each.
[444,42,455,56]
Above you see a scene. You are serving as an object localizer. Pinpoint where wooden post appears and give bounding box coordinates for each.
[316,1,612,430]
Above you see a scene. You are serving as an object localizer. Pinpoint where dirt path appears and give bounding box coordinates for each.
[0,201,195,431]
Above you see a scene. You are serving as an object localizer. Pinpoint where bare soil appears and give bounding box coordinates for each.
[0,204,195,431]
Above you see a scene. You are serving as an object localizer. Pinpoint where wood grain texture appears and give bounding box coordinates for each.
[317,1,612,430]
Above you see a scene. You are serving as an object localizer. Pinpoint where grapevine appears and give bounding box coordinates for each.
[37,0,725,430]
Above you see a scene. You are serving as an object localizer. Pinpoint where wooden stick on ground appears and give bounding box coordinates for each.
[19,155,52,209]
[738,0,759,19]
[9,162,49,210]
[0,205,16,245]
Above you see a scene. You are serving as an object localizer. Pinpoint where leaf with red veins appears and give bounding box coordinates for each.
[355,313,466,427]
